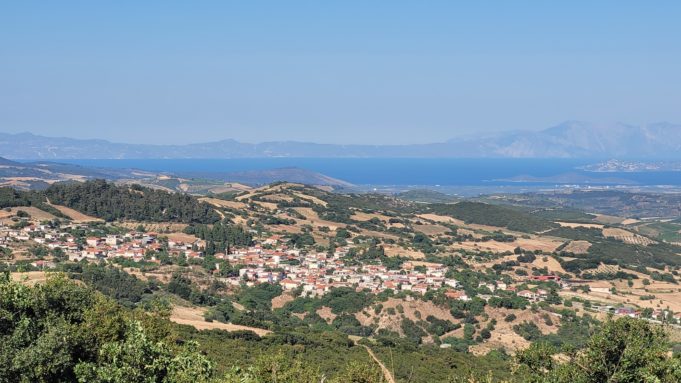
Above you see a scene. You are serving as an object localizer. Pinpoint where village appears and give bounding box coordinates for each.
[2,219,680,325]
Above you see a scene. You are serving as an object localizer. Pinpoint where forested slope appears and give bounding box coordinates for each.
[0,180,220,223]
[424,201,558,233]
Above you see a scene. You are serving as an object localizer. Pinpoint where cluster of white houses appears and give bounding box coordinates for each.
[0,222,204,261]
[2,222,467,298]
[224,245,461,297]
[2,222,563,303]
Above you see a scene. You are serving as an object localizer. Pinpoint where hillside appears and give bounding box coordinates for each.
[422,201,558,233]
[3,181,681,382]
[0,180,220,223]
[44,180,221,223]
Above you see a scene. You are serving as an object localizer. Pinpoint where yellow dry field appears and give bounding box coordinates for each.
[237,183,303,201]
[351,211,392,222]
[316,306,337,323]
[49,204,103,222]
[262,182,304,192]
[457,228,480,238]
[261,193,294,203]
[602,227,636,237]
[593,214,626,225]
[561,287,681,315]
[417,213,465,226]
[314,185,334,192]
[531,256,566,274]
[170,305,271,336]
[413,224,450,236]
[594,263,619,274]
[408,261,446,268]
[165,232,199,243]
[603,228,656,246]
[556,221,604,229]
[450,236,562,254]
[252,201,278,210]
[269,224,302,234]
[562,240,592,254]
[119,222,189,233]
[0,209,14,221]
[516,236,564,252]
[292,192,327,207]
[234,193,254,201]
[355,298,456,336]
[383,245,425,259]
[231,215,248,226]
[621,218,640,225]
[450,241,514,253]
[223,183,252,191]
[359,229,400,241]
[0,207,57,224]
[292,207,346,230]
[474,253,565,274]
[271,292,296,309]
[11,271,49,285]
[469,307,560,355]
[418,213,520,234]
[199,197,248,210]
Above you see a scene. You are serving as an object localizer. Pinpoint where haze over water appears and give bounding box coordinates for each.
[54,158,681,187]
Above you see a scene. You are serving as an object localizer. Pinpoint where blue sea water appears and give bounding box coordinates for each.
[51,158,681,187]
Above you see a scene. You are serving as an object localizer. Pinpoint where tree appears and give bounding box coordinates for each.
[329,362,384,383]
[220,352,323,383]
[0,273,215,382]
[45,180,220,223]
[515,317,681,383]
[51,247,67,261]
[74,322,212,383]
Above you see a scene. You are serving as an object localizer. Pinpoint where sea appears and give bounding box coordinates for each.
[53,158,681,193]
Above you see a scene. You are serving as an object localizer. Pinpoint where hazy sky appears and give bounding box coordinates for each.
[1,1,680,144]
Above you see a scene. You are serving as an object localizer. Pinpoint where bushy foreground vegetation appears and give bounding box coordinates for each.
[0,273,386,382]
[3,273,681,383]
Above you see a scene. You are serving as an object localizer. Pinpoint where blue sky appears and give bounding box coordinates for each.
[1,1,680,144]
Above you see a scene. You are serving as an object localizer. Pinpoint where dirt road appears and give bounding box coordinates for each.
[363,345,396,383]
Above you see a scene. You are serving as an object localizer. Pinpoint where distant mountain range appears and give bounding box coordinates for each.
[1,121,680,159]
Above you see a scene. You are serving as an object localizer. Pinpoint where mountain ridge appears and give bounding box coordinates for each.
[2,121,680,159]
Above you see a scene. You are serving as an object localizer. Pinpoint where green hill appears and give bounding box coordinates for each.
[424,201,559,233]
